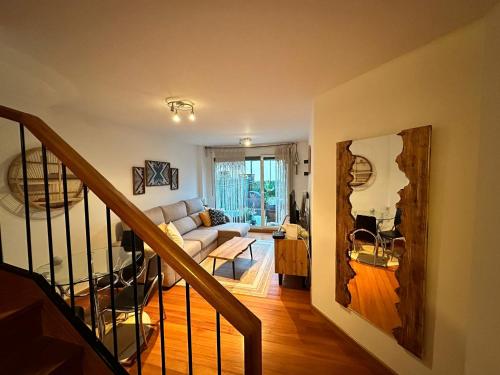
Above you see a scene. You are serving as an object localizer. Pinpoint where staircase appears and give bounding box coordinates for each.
[0,105,262,374]
[0,264,124,374]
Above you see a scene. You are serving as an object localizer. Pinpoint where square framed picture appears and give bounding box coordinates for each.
[145,160,170,186]
[170,168,179,190]
[132,166,145,195]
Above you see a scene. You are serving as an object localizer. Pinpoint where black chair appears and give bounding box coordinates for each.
[100,253,161,345]
[379,208,405,260]
[350,215,382,266]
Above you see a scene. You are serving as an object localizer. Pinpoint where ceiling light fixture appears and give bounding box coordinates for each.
[240,137,252,147]
[165,97,196,123]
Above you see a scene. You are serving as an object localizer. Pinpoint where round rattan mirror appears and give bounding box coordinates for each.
[8,148,83,211]
[349,155,374,189]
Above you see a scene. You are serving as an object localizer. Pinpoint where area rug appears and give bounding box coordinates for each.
[178,239,274,298]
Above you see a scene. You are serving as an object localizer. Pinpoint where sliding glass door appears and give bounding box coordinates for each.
[214,155,287,227]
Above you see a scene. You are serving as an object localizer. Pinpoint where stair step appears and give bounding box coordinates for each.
[0,299,44,350]
[0,335,84,375]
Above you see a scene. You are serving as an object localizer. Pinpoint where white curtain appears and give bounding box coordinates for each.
[274,144,294,225]
[275,159,288,225]
[205,144,295,227]
[214,161,247,222]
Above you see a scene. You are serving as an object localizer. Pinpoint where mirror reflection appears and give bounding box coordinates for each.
[347,134,408,334]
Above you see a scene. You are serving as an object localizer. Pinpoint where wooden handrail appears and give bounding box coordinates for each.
[0,105,262,374]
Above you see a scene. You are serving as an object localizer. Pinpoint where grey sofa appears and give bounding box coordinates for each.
[121,198,250,287]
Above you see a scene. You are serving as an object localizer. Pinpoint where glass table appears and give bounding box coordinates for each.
[36,246,141,338]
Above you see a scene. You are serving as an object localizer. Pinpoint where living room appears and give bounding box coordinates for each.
[0,2,499,375]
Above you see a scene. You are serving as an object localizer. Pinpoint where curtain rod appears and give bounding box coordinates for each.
[205,142,296,150]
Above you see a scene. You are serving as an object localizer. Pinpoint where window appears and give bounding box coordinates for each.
[214,155,287,227]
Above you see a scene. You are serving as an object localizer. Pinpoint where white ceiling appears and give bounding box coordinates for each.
[0,0,496,145]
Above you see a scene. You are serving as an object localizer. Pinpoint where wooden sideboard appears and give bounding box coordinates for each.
[274,238,308,285]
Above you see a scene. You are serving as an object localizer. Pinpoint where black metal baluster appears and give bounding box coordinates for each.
[19,124,33,273]
[186,282,193,375]
[0,224,3,264]
[106,207,118,359]
[131,233,142,375]
[216,312,222,375]
[62,164,75,312]
[83,185,97,337]
[41,145,55,290]
[157,255,166,375]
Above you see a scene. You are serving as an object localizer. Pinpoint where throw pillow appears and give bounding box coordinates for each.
[199,210,212,227]
[159,222,184,248]
[209,208,226,226]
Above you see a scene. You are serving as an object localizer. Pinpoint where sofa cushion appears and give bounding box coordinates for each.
[161,201,188,222]
[184,198,204,215]
[183,240,202,257]
[199,211,211,227]
[210,222,251,237]
[189,212,202,227]
[208,208,226,226]
[183,229,218,248]
[121,206,165,231]
[172,216,197,235]
[160,222,184,248]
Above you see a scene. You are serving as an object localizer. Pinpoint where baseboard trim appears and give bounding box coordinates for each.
[310,305,397,375]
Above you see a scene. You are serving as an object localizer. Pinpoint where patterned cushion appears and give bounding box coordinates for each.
[208,209,226,226]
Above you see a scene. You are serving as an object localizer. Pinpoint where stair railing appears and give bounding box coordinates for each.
[0,105,262,374]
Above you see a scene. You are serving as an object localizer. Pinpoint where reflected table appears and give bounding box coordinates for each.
[36,246,139,338]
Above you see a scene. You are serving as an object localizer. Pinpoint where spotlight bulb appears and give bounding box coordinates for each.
[173,112,181,123]
[189,112,196,121]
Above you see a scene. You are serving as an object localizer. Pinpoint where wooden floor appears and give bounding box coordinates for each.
[348,261,401,334]
[125,234,392,375]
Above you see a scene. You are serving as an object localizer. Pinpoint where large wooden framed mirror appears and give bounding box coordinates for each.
[335,125,431,358]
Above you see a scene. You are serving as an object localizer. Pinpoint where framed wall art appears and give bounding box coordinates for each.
[132,166,145,195]
[170,168,179,190]
[145,160,170,186]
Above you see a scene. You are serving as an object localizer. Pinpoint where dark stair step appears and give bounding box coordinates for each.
[0,335,84,375]
[0,299,43,350]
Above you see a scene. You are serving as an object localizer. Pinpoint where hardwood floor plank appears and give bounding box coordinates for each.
[113,234,393,374]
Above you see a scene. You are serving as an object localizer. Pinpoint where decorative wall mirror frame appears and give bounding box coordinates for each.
[335,125,431,358]
[8,147,83,211]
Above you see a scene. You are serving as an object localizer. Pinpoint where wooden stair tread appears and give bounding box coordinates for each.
[0,336,84,375]
[0,298,43,321]
[0,298,44,352]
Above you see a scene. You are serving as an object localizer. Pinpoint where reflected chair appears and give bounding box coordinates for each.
[100,253,161,346]
[350,214,383,266]
[379,208,405,260]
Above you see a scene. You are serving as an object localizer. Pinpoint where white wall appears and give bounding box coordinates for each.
[464,4,500,375]
[312,9,499,374]
[0,46,201,270]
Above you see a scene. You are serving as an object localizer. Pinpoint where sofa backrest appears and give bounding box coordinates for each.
[121,206,165,231]
[161,201,187,222]
[120,198,204,235]
[184,198,204,215]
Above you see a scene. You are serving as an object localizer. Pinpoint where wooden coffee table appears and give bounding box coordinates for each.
[208,237,256,279]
